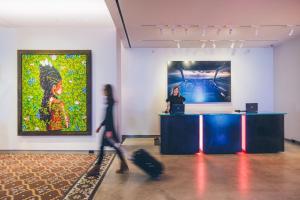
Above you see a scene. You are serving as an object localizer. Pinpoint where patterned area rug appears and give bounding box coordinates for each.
[63,153,115,200]
[0,152,115,200]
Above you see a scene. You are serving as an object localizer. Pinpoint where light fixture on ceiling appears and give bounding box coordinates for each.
[201,41,206,48]
[228,26,233,35]
[201,26,206,37]
[216,26,222,35]
[230,41,235,48]
[288,25,294,36]
[239,40,244,48]
[171,26,175,35]
[184,26,189,35]
[212,40,216,48]
[158,25,164,35]
[231,48,236,56]
[175,40,181,48]
[253,25,259,36]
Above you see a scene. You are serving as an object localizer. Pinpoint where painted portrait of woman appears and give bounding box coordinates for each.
[18,50,91,135]
[39,59,69,131]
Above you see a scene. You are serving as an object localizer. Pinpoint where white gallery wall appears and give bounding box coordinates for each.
[0,27,118,150]
[274,36,300,141]
[121,48,274,135]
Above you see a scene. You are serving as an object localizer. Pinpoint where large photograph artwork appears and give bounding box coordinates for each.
[168,61,231,103]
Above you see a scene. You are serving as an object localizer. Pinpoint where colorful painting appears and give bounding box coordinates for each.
[18,50,92,135]
[168,61,231,103]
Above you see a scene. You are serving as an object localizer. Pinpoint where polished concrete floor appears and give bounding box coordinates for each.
[94,139,300,200]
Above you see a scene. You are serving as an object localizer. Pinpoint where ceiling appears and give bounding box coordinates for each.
[106,0,300,48]
[0,0,113,27]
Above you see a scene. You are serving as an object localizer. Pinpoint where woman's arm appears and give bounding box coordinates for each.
[165,96,171,113]
[181,96,186,102]
[165,102,170,113]
[97,113,107,132]
[98,101,114,132]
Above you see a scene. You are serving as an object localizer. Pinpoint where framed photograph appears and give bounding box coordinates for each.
[168,61,231,103]
[18,50,92,136]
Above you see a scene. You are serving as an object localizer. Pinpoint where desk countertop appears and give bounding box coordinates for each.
[159,112,287,116]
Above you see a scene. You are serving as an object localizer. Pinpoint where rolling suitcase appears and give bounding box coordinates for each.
[132,149,164,178]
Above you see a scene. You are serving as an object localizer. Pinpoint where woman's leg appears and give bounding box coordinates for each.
[106,138,129,173]
[96,138,105,165]
[87,136,105,176]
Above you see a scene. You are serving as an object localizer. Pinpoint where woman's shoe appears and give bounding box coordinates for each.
[116,162,129,174]
[87,165,100,177]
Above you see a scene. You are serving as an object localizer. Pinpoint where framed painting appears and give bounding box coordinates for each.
[18,50,92,136]
[168,61,231,103]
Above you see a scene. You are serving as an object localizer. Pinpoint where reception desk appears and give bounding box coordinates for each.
[160,113,286,154]
[160,114,199,154]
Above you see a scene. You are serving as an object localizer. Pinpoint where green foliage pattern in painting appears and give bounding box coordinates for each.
[22,54,87,133]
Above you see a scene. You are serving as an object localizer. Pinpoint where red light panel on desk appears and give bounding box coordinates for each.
[199,115,203,152]
[242,115,246,152]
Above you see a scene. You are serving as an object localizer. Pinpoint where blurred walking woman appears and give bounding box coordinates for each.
[88,84,128,176]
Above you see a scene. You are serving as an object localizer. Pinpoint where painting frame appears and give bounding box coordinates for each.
[17,50,92,136]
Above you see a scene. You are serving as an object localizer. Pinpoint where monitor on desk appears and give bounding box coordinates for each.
[246,103,258,113]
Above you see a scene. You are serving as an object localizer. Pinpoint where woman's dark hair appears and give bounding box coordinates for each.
[104,84,115,104]
[39,64,62,122]
[171,85,180,96]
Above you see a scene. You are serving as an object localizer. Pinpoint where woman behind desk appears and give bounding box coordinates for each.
[166,85,185,113]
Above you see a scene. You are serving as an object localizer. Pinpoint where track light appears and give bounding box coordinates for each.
[175,40,180,48]
[216,26,222,35]
[184,26,189,35]
[288,25,294,36]
[228,27,233,35]
[171,26,175,35]
[239,41,244,48]
[212,41,216,48]
[230,41,235,48]
[253,25,259,36]
[289,29,294,36]
[158,25,163,35]
[201,26,206,37]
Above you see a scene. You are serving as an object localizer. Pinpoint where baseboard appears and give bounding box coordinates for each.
[0,150,90,152]
[285,138,300,145]
[121,134,160,142]
[0,149,114,153]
